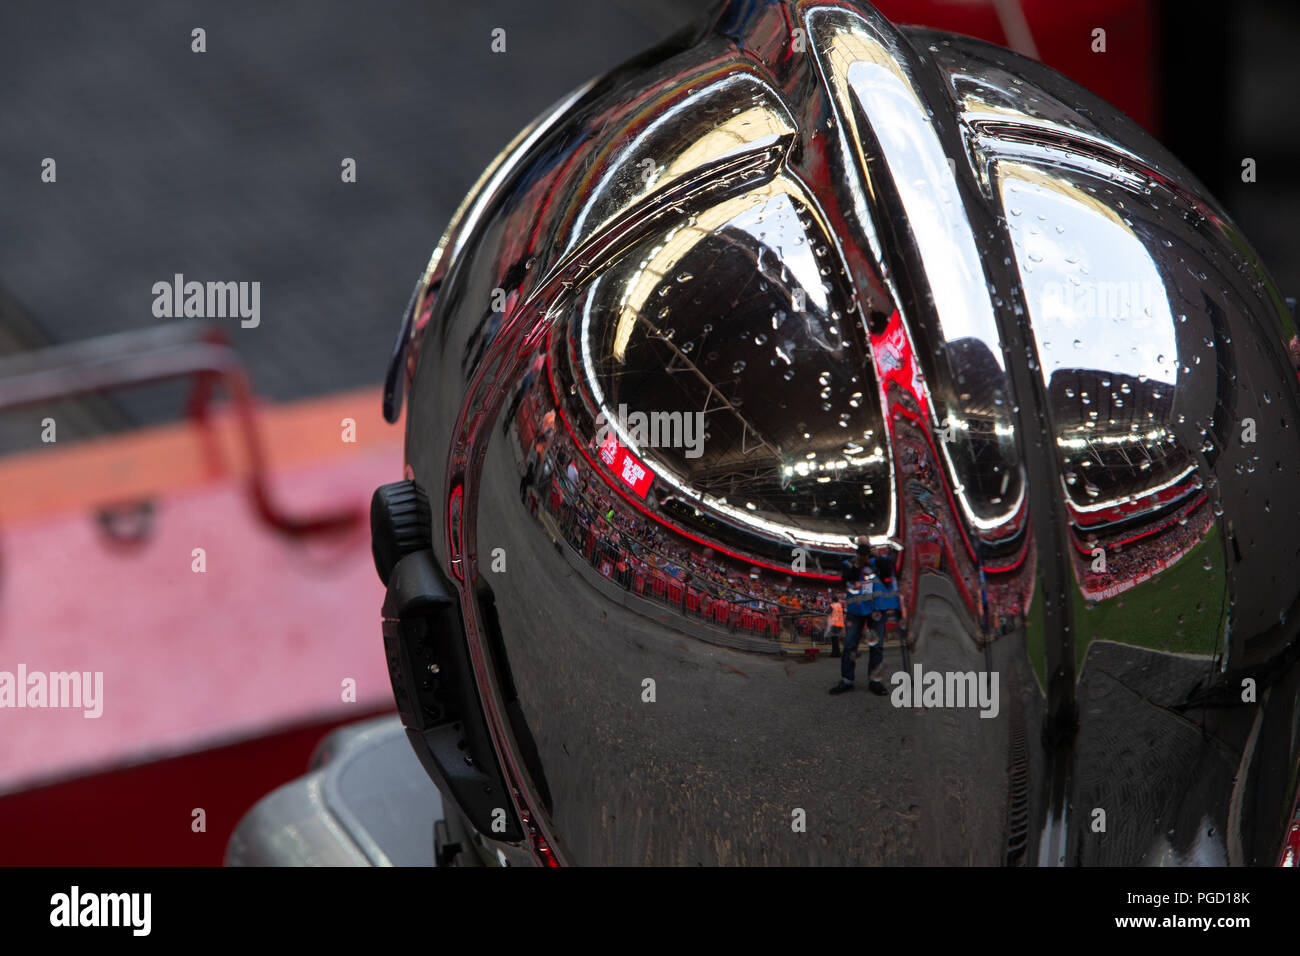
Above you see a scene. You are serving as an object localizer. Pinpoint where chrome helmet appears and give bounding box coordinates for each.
[372,0,1300,866]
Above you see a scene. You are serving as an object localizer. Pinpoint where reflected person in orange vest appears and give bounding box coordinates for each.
[824,599,845,658]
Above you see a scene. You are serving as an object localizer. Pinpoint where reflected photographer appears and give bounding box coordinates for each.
[829,537,901,696]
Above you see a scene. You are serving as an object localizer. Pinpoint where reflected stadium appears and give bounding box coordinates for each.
[369,0,1300,866]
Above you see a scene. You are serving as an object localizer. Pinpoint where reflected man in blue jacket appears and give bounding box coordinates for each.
[830,537,900,696]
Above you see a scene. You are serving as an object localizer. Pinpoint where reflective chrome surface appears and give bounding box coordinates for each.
[396,0,1300,865]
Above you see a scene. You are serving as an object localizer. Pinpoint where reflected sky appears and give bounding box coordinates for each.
[998,162,1177,388]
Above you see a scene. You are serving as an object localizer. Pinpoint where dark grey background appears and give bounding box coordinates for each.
[0,0,699,447]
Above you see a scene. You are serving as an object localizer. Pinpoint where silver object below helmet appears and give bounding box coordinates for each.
[377,0,1300,866]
